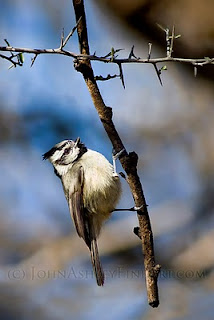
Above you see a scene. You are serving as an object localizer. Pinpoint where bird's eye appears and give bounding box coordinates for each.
[64,148,70,155]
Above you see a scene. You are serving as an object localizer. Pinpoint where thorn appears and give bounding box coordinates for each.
[31,54,38,67]
[102,51,112,59]
[128,45,139,59]
[147,42,152,60]
[4,39,11,47]
[60,28,65,49]
[128,45,134,59]
[8,64,15,70]
[153,63,163,86]
[118,63,125,89]
[156,23,167,32]
[194,66,197,77]
[114,48,124,54]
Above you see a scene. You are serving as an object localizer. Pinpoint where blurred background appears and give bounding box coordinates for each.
[0,0,214,319]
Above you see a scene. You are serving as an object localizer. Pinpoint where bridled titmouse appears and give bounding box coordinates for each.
[43,138,121,286]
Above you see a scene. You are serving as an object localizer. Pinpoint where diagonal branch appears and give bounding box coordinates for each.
[72,0,160,308]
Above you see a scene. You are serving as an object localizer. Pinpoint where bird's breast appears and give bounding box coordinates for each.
[79,150,121,215]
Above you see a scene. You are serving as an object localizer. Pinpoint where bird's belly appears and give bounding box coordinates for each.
[83,174,121,216]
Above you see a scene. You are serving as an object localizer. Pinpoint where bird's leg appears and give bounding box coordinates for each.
[112,150,147,212]
[113,204,146,212]
[112,148,125,177]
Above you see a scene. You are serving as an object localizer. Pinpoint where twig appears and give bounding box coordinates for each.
[157,24,182,59]
[60,28,65,49]
[72,0,160,308]
[0,53,17,66]
[166,28,171,57]
[169,25,175,57]
[60,16,82,49]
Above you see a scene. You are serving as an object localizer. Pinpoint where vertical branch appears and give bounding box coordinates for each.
[72,0,160,307]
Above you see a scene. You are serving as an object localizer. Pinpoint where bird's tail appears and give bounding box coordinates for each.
[90,238,104,286]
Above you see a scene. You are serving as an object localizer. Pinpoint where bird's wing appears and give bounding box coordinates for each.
[68,165,104,286]
[68,166,90,247]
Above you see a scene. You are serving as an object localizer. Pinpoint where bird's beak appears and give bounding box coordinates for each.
[74,137,80,147]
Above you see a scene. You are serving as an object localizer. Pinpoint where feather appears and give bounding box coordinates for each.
[68,166,104,285]
[90,238,104,286]
[68,166,90,247]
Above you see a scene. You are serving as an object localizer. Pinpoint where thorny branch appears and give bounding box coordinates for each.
[1,45,213,66]
[0,19,213,86]
[72,0,160,308]
[1,43,213,86]
[0,16,213,86]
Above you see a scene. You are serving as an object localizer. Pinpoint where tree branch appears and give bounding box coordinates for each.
[0,45,213,66]
[72,0,160,308]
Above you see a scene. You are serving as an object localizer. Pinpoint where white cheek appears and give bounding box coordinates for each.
[50,150,64,162]
[67,148,80,162]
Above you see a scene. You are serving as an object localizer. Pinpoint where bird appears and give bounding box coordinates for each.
[43,138,121,286]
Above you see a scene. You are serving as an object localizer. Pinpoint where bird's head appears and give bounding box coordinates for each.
[43,138,87,167]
